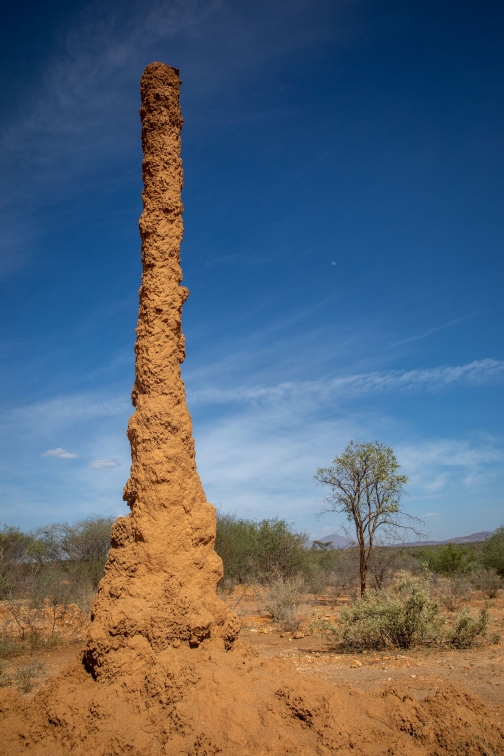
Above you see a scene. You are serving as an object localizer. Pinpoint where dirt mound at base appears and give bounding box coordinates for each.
[1,639,502,755]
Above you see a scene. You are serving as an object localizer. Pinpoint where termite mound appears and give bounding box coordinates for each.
[0,64,502,756]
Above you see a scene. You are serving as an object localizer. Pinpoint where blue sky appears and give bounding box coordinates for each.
[0,0,503,539]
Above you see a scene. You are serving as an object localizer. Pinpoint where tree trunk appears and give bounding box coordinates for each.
[359,548,367,596]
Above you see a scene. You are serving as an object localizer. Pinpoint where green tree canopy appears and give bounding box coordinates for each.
[315,441,421,595]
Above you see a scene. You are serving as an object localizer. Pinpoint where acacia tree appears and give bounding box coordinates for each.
[315,441,422,596]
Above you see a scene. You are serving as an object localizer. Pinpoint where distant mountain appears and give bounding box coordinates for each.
[305,533,352,549]
[305,531,493,549]
[402,531,493,547]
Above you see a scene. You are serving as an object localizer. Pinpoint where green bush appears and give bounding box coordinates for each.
[481,527,504,578]
[341,574,444,649]
[314,570,443,650]
[448,605,490,649]
[416,542,477,575]
[215,514,306,586]
[34,517,114,587]
[252,518,306,582]
[214,513,256,585]
[313,566,495,651]
[0,525,33,564]
[302,557,337,596]
[0,516,115,658]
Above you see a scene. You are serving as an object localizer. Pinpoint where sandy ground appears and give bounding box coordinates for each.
[3,587,503,726]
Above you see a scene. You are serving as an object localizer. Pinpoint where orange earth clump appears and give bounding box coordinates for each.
[0,63,502,756]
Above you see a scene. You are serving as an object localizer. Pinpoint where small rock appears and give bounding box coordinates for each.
[292,632,304,639]
[351,660,362,668]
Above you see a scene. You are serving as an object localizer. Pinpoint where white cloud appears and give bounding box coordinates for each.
[1,392,129,432]
[424,512,441,517]
[89,459,120,469]
[398,438,504,499]
[42,447,79,459]
[188,358,504,406]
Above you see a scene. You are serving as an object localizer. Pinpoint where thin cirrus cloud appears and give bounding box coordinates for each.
[424,513,441,517]
[188,358,504,406]
[89,459,120,469]
[42,447,79,459]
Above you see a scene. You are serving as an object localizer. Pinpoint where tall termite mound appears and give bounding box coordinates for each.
[1,63,503,756]
[84,63,239,681]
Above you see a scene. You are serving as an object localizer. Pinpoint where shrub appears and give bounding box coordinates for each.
[0,526,33,565]
[448,605,490,649]
[323,549,360,600]
[314,570,444,650]
[470,567,503,599]
[368,547,418,591]
[263,576,306,632]
[35,517,114,588]
[252,519,307,582]
[15,661,45,694]
[300,547,341,596]
[0,661,10,687]
[344,579,443,649]
[481,527,504,578]
[214,513,256,586]
[435,575,473,612]
[417,543,477,575]
[215,514,306,586]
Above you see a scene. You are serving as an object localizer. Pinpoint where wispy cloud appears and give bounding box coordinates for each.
[188,358,504,406]
[42,448,79,459]
[398,438,504,498]
[424,512,441,517]
[1,393,129,432]
[389,316,474,349]
[89,459,120,469]
[0,0,222,277]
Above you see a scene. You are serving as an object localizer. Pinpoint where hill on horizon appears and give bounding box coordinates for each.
[305,531,493,549]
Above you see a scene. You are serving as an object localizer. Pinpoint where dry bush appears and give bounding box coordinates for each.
[0,599,88,657]
[263,576,306,632]
[15,661,45,694]
[0,660,10,687]
[323,550,360,603]
[470,567,503,599]
[302,563,329,597]
[435,575,473,612]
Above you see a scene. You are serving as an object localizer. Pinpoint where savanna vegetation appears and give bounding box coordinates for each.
[1,512,503,657]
